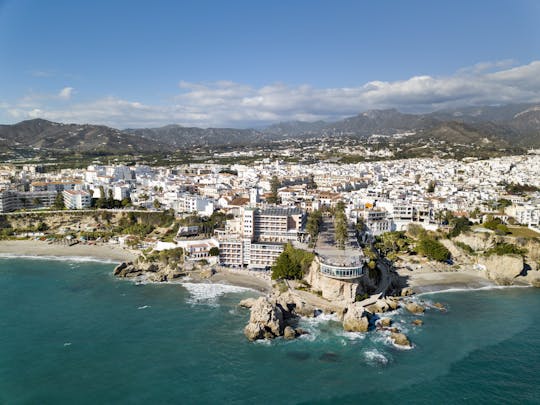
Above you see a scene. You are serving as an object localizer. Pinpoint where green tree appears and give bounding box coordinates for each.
[426,180,436,193]
[416,237,451,262]
[271,244,314,280]
[306,210,322,245]
[267,175,281,204]
[333,202,348,249]
[35,222,48,232]
[209,247,220,256]
[52,193,65,210]
[153,199,162,209]
[448,216,471,238]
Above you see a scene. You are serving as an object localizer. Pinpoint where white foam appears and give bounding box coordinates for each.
[0,253,118,264]
[302,312,340,326]
[137,305,150,310]
[63,342,72,347]
[417,284,531,296]
[181,282,254,306]
[363,349,389,365]
[335,330,366,341]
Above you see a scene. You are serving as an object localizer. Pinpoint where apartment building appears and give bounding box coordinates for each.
[0,190,57,213]
[62,190,92,209]
[218,206,304,268]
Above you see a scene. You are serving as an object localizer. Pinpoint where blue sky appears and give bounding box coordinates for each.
[1,0,540,128]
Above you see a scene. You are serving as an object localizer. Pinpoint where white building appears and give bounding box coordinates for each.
[62,190,92,209]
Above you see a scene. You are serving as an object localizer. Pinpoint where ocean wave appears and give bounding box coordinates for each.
[0,253,118,264]
[417,284,531,296]
[137,305,150,310]
[335,330,366,341]
[363,349,389,366]
[181,282,254,306]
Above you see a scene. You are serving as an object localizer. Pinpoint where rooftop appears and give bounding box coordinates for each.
[315,217,364,267]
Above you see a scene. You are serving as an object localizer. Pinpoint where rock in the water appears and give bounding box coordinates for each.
[244,322,265,341]
[239,298,257,309]
[412,319,424,326]
[384,297,400,310]
[379,317,392,327]
[390,332,411,348]
[343,303,369,332]
[283,326,296,340]
[295,327,308,336]
[405,302,425,314]
[365,299,390,314]
[244,297,284,340]
[433,302,446,310]
[113,262,128,276]
[401,287,414,297]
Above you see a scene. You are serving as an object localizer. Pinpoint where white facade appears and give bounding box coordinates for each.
[62,190,91,209]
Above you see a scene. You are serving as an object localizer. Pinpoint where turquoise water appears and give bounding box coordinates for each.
[1,257,540,404]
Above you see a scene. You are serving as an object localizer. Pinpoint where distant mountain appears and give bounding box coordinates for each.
[0,119,166,154]
[1,102,539,157]
[426,104,534,123]
[322,109,439,137]
[125,125,268,147]
[264,120,328,137]
[414,121,511,147]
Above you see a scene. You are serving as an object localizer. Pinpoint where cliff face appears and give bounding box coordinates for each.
[114,260,185,282]
[303,258,365,304]
[479,255,524,285]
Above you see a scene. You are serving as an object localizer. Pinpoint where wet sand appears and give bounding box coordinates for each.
[0,240,137,262]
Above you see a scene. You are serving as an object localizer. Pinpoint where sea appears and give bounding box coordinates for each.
[1,256,539,404]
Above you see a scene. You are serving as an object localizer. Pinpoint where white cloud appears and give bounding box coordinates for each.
[58,87,74,100]
[3,60,540,128]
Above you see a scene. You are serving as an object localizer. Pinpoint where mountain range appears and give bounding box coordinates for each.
[1,103,539,156]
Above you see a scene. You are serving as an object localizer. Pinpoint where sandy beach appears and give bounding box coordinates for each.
[0,239,272,293]
[0,240,137,262]
[187,267,272,293]
[398,268,496,293]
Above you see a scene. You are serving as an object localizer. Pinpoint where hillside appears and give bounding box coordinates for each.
[0,119,166,155]
[1,102,539,158]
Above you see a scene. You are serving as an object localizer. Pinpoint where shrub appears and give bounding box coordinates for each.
[455,241,475,255]
[416,237,451,262]
[485,243,527,257]
[271,244,314,280]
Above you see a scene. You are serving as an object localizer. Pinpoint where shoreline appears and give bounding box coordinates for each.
[0,239,272,293]
[402,270,497,293]
[0,240,137,262]
[1,240,531,297]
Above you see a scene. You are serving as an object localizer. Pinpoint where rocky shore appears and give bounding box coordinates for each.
[113,259,272,292]
[240,282,446,349]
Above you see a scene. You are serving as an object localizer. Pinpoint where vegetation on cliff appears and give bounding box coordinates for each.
[271,244,315,280]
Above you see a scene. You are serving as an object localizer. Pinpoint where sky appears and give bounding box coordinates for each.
[1,0,540,128]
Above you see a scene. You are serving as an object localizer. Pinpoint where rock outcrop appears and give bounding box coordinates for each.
[405,302,425,314]
[304,259,364,304]
[242,293,312,341]
[283,326,296,340]
[238,298,257,309]
[244,297,284,341]
[390,332,411,348]
[365,299,391,314]
[342,303,370,332]
[480,255,524,285]
[401,287,414,297]
[114,261,184,282]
